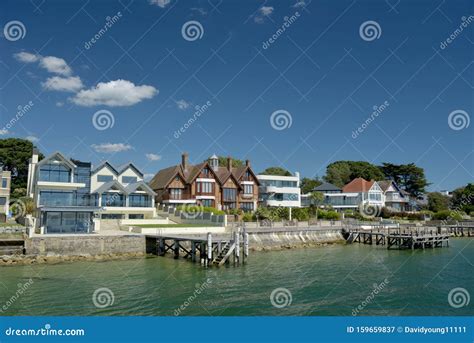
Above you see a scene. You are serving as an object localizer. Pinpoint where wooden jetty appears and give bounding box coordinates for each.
[343,228,450,250]
[145,230,248,267]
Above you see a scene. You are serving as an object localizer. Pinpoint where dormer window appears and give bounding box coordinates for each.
[97,175,113,182]
[122,176,137,184]
[203,168,209,176]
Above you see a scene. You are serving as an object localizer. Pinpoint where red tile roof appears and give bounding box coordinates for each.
[342,178,375,193]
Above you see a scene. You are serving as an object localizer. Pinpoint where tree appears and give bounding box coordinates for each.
[300,177,322,194]
[0,138,42,195]
[450,183,474,214]
[210,156,244,168]
[380,162,428,197]
[310,192,325,219]
[427,192,450,212]
[260,167,292,176]
[324,161,384,187]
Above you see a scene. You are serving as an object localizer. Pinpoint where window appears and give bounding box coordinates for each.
[44,212,92,234]
[201,199,214,207]
[1,178,7,188]
[244,171,251,180]
[39,163,71,182]
[196,182,213,193]
[0,197,6,205]
[240,202,254,211]
[101,214,124,219]
[223,188,236,201]
[102,193,125,207]
[202,168,209,176]
[40,191,74,206]
[129,214,144,219]
[122,176,137,184]
[97,175,113,182]
[129,194,150,207]
[244,184,253,194]
[170,189,182,199]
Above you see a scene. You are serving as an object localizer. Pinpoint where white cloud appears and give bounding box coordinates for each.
[42,76,84,92]
[149,0,170,8]
[91,143,132,153]
[71,79,158,107]
[176,99,191,110]
[259,6,274,16]
[56,101,64,107]
[0,129,8,135]
[293,1,306,8]
[143,173,155,181]
[25,135,39,143]
[14,52,40,63]
[146,153,162,161]
[39,56,72,76]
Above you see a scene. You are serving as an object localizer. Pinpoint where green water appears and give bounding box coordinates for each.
[0,239,472,316]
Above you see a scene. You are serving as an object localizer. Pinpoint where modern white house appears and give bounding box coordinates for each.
[26,150,156,234]
[257,172,301,208]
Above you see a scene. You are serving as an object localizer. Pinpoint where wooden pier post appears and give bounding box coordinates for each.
[174,240,180,259]
[191,241,196,262]
[234,230,240,266]
[207,233,212,266]
[244,232,249,263]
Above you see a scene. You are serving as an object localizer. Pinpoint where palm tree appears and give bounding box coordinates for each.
[310,192,324,220]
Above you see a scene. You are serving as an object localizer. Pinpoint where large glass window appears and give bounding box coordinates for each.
[223,188,236,201]
[196,182,213,193]
[102,193,125,207]
[260,180,297,188]
[170,189,182,199]
[240,202,254,211]
[44,211,91,234]
[97,175,114,182]
[244,184,253,194]
[369,193,382,201]
[122,176,137,184]
[129,194,151,207]
[201,199,214,207]
[40,191,74,206]
[39,163,71,182]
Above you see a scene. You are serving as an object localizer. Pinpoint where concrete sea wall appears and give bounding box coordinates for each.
[247,229,344,250]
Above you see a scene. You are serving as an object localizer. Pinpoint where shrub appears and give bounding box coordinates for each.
[292,208,310,221]
[242,212,253,222]
[433,210,463,221]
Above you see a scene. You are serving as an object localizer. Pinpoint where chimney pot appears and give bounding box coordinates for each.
[227,157,232,171]
[182,152,189,171]
[245,159,250,167]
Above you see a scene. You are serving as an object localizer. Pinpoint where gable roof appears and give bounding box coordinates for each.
[314,182,341,192]
[37,151,77,170]
[92,161,144,178]
[125,181,156,196]
[342,178,376,193]
[92,180,128,194]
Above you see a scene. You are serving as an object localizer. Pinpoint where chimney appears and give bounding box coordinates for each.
[245,159,250,167]
[32,147,39,164]
[227,156,232,172]
[181,152,189,171]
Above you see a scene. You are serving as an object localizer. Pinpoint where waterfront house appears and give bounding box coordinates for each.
[303,182,360,210]
[90,161,156,220]
[257,172,301,208]
[0,168,11,222]
[342,178,384,209]
[27,150,156,234]
[149,153,259,212]
[377,180,410,212]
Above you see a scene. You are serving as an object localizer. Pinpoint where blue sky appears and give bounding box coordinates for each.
[0,0,472,191]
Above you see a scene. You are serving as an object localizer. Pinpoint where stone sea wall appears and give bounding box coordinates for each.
[25,235,146,256]
[247,229,344,251]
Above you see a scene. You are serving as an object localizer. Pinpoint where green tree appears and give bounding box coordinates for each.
[210,156,244,168]
[0,138,42,194]
[380,162,429,197]
[260,166,292,176]
[324,161,384,187]
[310,192,325,219]
[300,177,322,194]
[450,183,474,214]
[427,192,450,212]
